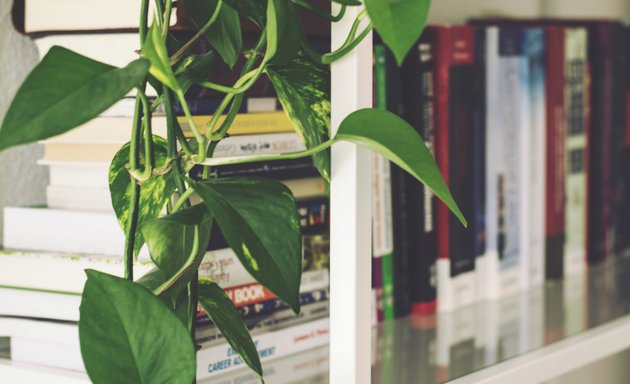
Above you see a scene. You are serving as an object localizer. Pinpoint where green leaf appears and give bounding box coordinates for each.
[189,178,302,312]
[366,0,431,65]
[266,0,302,65]
[184,0,243,68]
[336,108,467,226]
[143,21,181,92]
[198,279,263,377]
[332,0,362,5]
[224,0,267,28]
[141,204,213,276]
[175,51,218,93]
[79,270,195,384]
[137,268,192,326]
[109,136,177,257]
[267,54,331,182]
[0,47,148,152]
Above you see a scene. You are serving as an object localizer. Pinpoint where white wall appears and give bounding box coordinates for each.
[429,0,541,23]
[0,0,47,245]
[541,0,630,23]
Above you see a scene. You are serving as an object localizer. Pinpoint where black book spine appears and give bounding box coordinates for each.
[586,24,619,264]
[189,157,318,181]
[611,26,630,255]
[448,64,476,282]
[375,36,413,318]
[208,196,329,250]
[472,28,487,275]
[401,30,438,314]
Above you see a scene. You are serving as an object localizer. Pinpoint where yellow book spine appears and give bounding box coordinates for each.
[177,111,295,136]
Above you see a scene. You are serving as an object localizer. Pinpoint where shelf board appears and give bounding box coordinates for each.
[3,256,630,383]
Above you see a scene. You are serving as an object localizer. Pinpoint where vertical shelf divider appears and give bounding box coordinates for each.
[329,4,373,384]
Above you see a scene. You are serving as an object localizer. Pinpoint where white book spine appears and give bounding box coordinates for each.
[526,29,547,288]
[3,206,146,258]
[200,248,328,290]
[0,288,82,321]
[196,318,330,379]
[0,251,152,293]
[46,185,112,211]
[563,28,589,276]
[483,27,529,300]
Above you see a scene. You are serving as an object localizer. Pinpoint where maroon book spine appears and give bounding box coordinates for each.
[544,27,566,280]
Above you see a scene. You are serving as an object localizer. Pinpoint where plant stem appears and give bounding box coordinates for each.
[197,68,260,94]
[124,182,141,281]
[130,95,143,171]
[139,0,150,48]
[173,159,192,208]
[322,22,373,64]
[205,33,267,143]
[138,90,156,170]
[162,0,173,36]
[188,274,199,342]
[291,0,346,22]
[195,139,337,167]
[175,90,207,161]
[154,0,164,28]
[154,227,200,295]
[303,8,371,65]
[173,188,196,212]
[169,0,223,65]
[164,91,177,158]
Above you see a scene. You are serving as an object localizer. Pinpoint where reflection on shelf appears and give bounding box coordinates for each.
[372,254,630,383]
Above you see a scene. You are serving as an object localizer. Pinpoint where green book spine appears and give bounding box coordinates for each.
[374,43,396,321]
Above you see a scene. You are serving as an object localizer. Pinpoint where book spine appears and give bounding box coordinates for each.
[473,28,488,302]
[613,26,630,253]
[544,27,566,281]
[208,200,328,251]
[176,111,294,136]
[374,40,412,318]
[483,27,529,299]
[525,28,547,288]
[195,317,329,379]
[587,24,618,264]
[196,300,329,348]
[189,156,318,181]
[201,232,329,288]
[435,26,477,311]
[0,251,153,294]
[222,269,329,308]
[371,152,396,322]
[373,43,397,322]
[564,28,589,276]
[612,31,630,257]
[196,289,329,330]
[164,97,280,116]
[401,30,438,315]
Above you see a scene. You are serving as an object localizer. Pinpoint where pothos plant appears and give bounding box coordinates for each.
[1,0,465,382]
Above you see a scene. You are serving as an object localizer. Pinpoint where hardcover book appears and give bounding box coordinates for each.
[431,25,478,311]
[401,30,439,315]
[480,26,531,300]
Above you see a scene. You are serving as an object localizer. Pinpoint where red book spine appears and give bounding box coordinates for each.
[434,26,476,263]
[544,27,566,280]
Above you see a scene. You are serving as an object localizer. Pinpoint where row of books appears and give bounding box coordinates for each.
[370,19,630,319]
[1,6,333,378]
